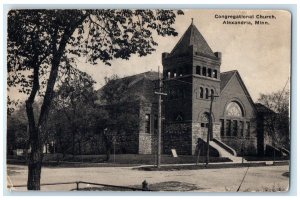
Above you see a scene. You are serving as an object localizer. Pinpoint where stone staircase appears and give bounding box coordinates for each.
[209,140,245,163]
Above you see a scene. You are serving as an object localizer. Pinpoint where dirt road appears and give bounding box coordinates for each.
[6,164,289,192]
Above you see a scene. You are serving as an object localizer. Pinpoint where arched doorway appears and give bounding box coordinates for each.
[200,112,211,138]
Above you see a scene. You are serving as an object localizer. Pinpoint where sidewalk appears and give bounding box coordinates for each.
[135,159,290,171]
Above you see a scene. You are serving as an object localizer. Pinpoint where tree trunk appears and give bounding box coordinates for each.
[26,14,89,190]
[27,143,43,190]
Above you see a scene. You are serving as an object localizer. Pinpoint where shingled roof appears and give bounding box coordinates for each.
[170,23,216,58]
[220,70,237,91]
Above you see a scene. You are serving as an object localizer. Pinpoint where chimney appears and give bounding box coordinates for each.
[214,52,222,61]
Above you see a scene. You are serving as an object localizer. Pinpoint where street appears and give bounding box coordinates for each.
[7,164,289,192]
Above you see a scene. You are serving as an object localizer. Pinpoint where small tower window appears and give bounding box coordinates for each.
[196,66,201,75]
[205,88,209,99]
[208,68,212,77]
[145,114,151,133]
[211,89,214,97]
[178,68,183,76]
[202,67,207,76]
[213,70,218,78]
[200,87,204,98]
[170,71,174,78]
[167,71,171,79]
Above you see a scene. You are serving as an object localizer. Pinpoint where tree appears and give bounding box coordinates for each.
[50,70,108,156]
[99,75,142,160]
[7,9,183,190]
[257,90,290,156]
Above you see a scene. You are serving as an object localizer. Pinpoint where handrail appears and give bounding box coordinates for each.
[213,138,237,156]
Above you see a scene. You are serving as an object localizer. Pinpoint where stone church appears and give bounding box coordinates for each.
[100,22,274,157]
[161,22,257,156]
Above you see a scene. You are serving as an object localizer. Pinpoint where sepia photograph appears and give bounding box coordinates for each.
[6,8,291,192]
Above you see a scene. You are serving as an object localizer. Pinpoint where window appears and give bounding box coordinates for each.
[167,71,171,79]
[202,67,207,76]
[246,122,250,137]
[173,69,177,78]
[205,88,209,99]
[208,68,212,77]
[225,102,243,117]
[200,87,204,98]
[178,68,183,76]
[196,66,201,75]
[233,120,238,136]
[220,119,225,136]
[145,114,151,133]
[201,113,209,128]
[211,89,214,98]
[213,70,218,78]
[239,121,244,136]
[226,120,231,136]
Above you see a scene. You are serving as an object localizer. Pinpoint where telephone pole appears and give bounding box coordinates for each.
[206,94,219,167]
[154,66,167,168]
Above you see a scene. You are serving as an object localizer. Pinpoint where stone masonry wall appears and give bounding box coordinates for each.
[163,122,192,155]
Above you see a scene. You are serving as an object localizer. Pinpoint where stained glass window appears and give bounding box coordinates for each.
[225,102,243,117]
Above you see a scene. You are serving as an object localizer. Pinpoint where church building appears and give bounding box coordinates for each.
[99,22,275,158]
[161,22,257,156]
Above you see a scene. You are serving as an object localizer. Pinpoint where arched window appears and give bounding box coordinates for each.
[213,70,218,78]
[167,71,171,79]
[208,68,212,77]
[200,87,204,98]
[205,88,209,99]
[224,102,245,137]
[211,89,214,97]
[178,68,183,76]
[202,67,207,76]
[196,66,201,75]
[225,102,243,117]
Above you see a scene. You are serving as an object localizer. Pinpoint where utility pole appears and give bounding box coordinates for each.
[154,66,167,168]
[206,94,219,167]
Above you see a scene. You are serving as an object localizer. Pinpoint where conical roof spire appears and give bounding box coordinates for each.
[170,22,216,58]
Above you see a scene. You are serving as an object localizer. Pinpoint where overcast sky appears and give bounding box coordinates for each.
[8,9,291,103]
[77,9,291,101]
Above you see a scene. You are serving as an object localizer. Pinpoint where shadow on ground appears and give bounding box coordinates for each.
[72,181,207,191]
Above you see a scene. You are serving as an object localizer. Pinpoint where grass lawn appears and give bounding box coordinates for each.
[7,154,231,167]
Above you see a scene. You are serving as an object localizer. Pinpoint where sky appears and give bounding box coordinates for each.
[77,9,291,102]
[8,9,291,103]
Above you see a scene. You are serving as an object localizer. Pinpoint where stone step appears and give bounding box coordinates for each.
[209,141,245,163]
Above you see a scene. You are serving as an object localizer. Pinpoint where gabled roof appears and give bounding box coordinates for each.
[96,71,160,105]
[220,70,256,110]
[220,70,237,91]
[170,23,216,58]
[255,103,276,114]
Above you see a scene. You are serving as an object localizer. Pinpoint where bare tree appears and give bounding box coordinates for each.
[257,90,290,158]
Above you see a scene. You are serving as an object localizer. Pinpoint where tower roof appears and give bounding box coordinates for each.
[170,22,216,58]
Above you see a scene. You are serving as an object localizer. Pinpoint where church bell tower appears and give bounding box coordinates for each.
[162,20,222,155]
